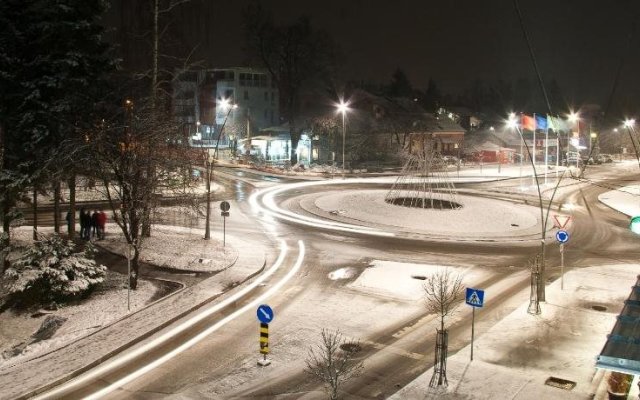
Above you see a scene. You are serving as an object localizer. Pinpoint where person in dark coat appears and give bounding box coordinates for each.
[79,208,88,240]
[90,210,99,239]
[65,210,73,236]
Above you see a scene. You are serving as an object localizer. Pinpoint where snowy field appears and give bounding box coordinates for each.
[346,260,488,301]
[311,189,539,237]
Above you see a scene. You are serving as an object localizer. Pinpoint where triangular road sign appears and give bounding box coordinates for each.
[553,215,571,229]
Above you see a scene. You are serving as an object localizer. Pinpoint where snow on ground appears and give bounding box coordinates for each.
[0,228,156,369]
[598,184,640,217]
[346,260,487,301]
[0,221,236,370]
[391,263,639,399]
[312,190,539,237]
[99,223,237,272]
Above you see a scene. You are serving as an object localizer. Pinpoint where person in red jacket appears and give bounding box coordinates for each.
[97,210,107,240]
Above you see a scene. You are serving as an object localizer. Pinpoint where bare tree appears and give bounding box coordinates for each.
[91,92,197,290]
[423,268,464,387]
[304,328,364,400]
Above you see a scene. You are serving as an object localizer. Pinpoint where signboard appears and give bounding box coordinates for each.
[465,288,484,308]
[259,323,269,355]
[553,215,571,229]
[257,304,274,324]
[555,230,569,243]
[220,201,231,212]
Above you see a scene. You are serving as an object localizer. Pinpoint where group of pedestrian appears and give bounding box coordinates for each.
[67,208,107,240]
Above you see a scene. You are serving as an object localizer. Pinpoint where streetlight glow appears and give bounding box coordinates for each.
[624,118,635,128]
[336,100,350,178]
[568,112,579,123]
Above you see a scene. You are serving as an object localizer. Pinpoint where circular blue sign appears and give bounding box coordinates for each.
[257,304,274,324]
[555,230,569,243]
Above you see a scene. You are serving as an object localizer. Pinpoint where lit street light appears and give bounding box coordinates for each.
[567,111,580,167]
[623,118,639,170]
[337,100,349,178]
[204,98,237,240]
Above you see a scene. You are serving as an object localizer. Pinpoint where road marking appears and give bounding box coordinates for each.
[36,240,305,400]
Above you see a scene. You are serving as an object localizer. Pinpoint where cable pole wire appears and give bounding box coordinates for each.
[512,0,552,115]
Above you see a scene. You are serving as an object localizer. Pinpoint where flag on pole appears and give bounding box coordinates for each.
[547,115,556,130]
[521,114,536,131]
[535,115,548,130]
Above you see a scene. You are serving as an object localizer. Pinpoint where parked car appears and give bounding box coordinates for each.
[442,155,460,165]
[598,154,614,163]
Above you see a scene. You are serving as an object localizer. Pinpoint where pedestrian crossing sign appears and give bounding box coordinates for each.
[465,288,485,308]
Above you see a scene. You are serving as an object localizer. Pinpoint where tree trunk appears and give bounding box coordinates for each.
[204,161,211,239]
[53,181,60,234]
[69,175,76,238]
[32,187,38,241]
[130,250,140,290]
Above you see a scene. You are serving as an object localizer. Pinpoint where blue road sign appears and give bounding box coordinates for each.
[257,304,274,324]
[555,230,569,243]
[465,288,484,308]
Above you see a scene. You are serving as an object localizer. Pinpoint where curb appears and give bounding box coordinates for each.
[14,252,267,400]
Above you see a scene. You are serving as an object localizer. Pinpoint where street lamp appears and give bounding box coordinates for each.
[567,112,580,167]
[204,98,237,240]
[506,114,549,310]
[337,100,350,178]
[623,118,639,170]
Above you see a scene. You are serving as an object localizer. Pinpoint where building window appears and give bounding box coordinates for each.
[270,110,274,124]
[271,92,275,104]
[264,91,268,101]
[244,90,249,100]
[224,89,234,100]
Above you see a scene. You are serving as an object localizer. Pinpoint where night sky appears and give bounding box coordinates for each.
[108,0,640,114]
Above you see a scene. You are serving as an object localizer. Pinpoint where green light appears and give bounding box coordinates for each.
[631,216,640,235]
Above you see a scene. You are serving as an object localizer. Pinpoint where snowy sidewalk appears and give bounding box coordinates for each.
[390,264,639,400]
[0,233,267,400]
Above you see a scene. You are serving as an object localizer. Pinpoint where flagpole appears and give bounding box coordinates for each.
[533,113,536,169]
[545,125,549,185]
[556,126,559,179]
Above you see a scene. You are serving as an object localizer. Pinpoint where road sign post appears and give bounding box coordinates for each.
[257,305,274,366]
[220,201,230,247]
[556,230,569,290]
[560,243,565,290]
[465,288,485,361]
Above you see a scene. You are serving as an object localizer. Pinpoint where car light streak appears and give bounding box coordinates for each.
[249,179,396,237]
[35,239,299,400]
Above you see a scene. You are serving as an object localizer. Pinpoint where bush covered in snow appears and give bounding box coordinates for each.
[3,234,106,308]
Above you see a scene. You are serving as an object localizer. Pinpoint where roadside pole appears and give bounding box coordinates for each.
[560,243,565,290]
[220,201,230,247]
[465,288,485,362]
[127,244,133,312]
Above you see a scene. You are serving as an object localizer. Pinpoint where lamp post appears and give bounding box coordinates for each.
[624,119,639,170]
[337,101,349,178]
[204,98,237,240]
[507,115,549,308]
[568,112,579,168]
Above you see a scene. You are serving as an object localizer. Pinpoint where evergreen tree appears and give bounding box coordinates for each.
[0,0,116,246]
[386,68,414,98]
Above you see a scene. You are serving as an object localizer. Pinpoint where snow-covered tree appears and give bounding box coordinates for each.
[0,0,116,249]
[3,234,106,308]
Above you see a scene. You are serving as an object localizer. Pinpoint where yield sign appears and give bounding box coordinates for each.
[553,215,571,229]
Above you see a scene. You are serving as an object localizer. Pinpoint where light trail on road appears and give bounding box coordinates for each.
[250,179,396,237]
[35,239,306,400]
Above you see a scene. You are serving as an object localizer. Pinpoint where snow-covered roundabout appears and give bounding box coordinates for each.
[254,179,547,242]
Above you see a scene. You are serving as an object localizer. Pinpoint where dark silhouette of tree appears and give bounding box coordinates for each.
[422,78,442,112]
[0,0,115,258]
[243,2,341,165]
[386,68,414,98]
